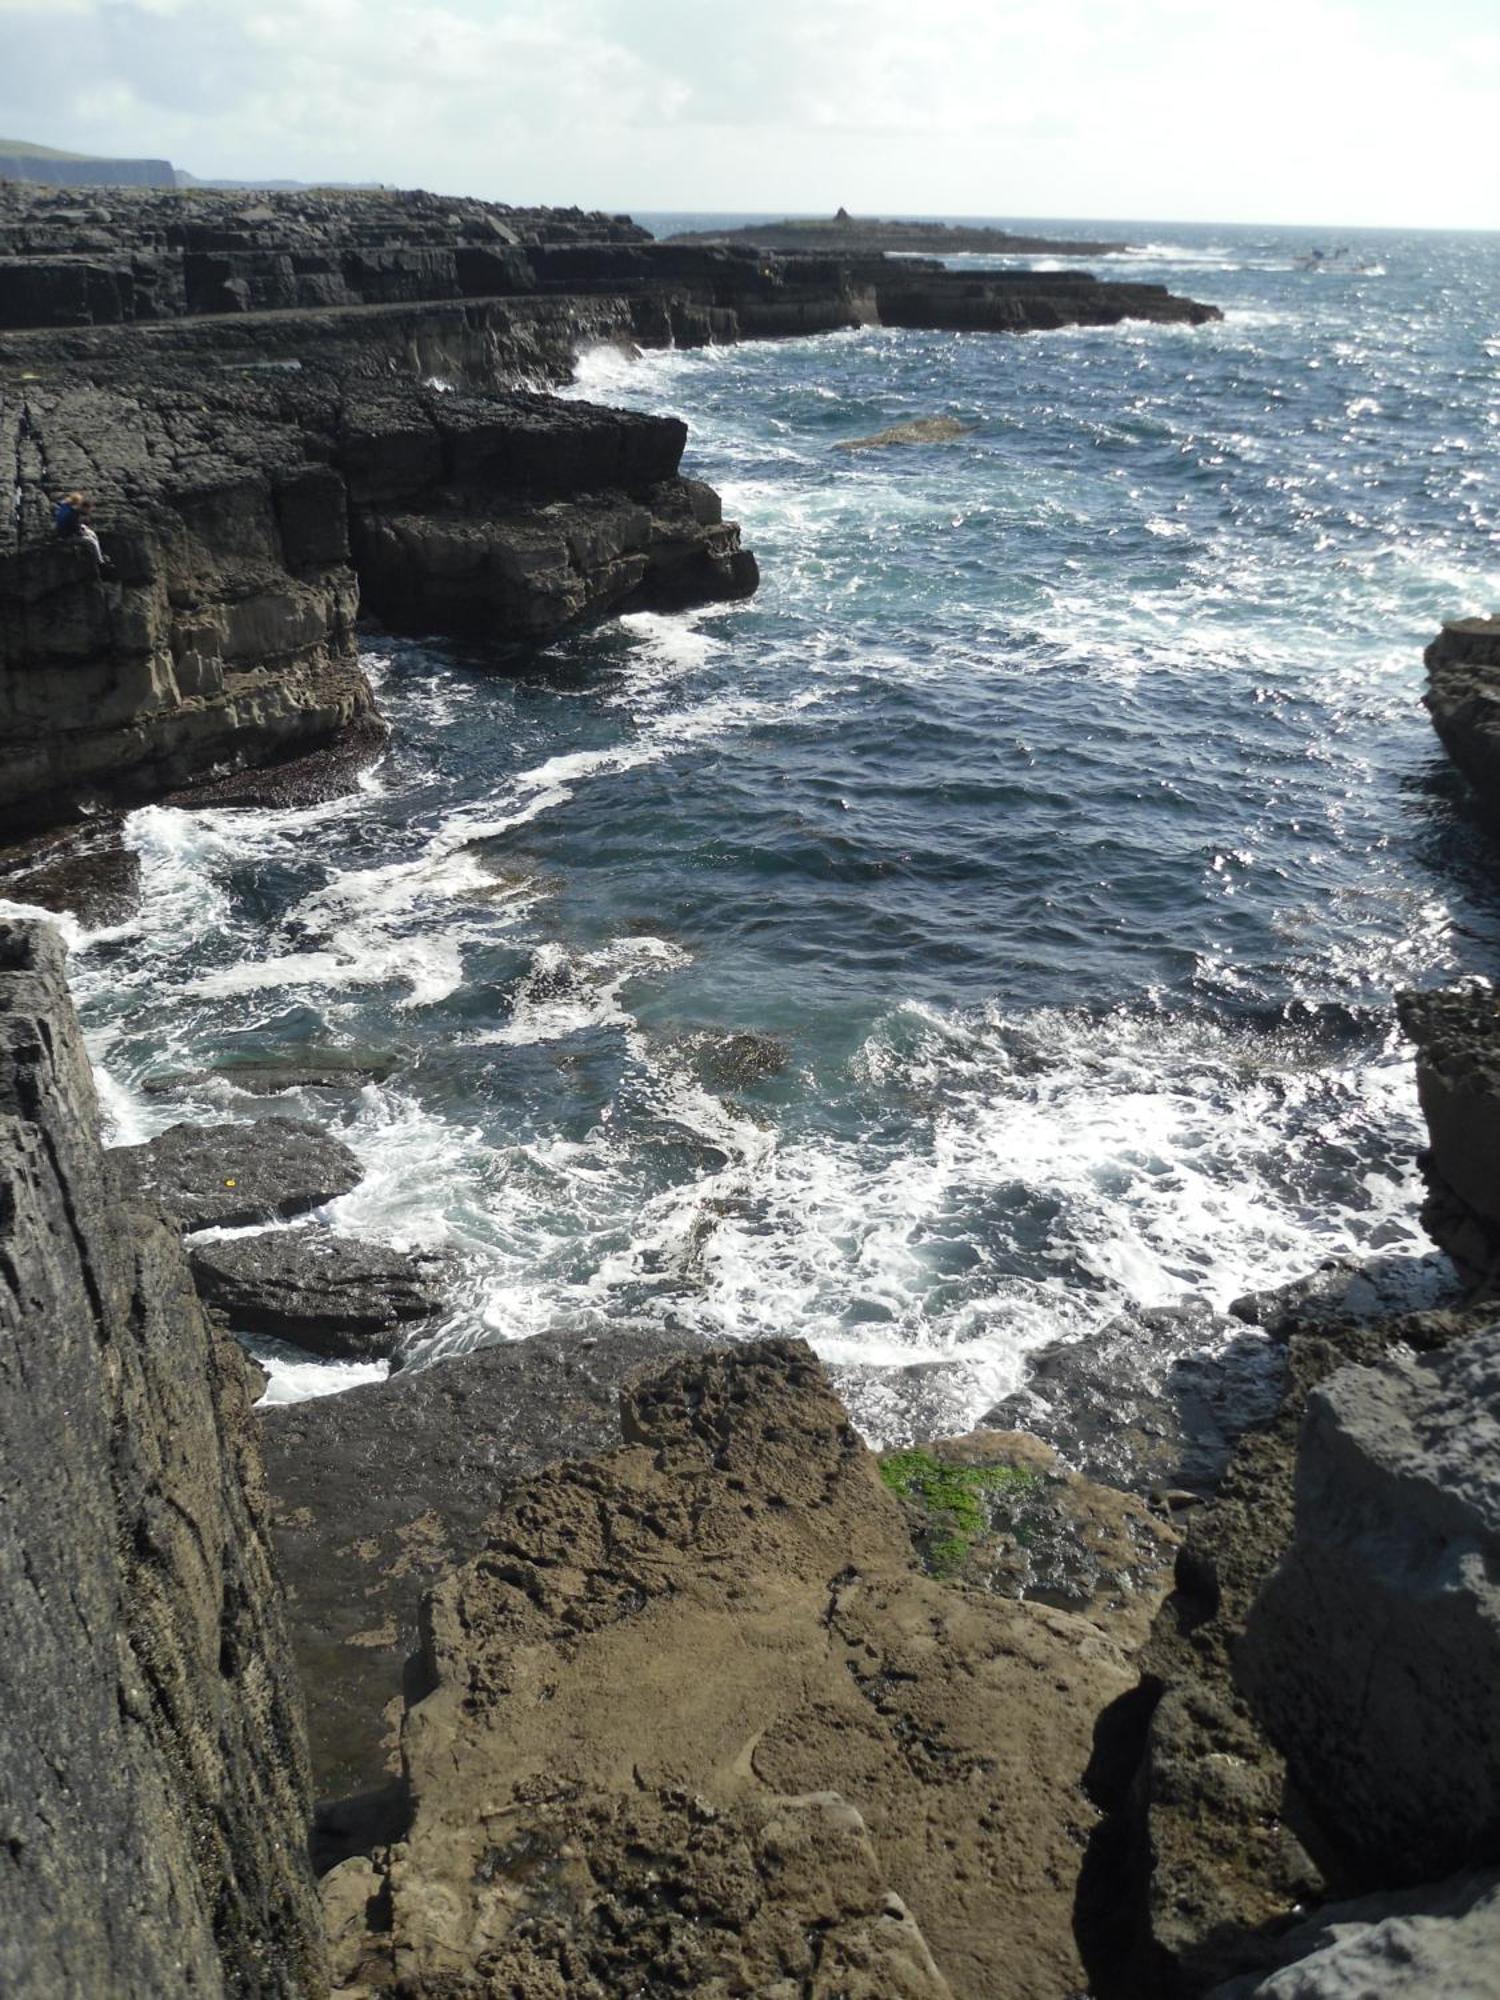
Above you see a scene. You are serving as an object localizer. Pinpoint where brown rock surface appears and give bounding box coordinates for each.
[334,1339,1139,1998]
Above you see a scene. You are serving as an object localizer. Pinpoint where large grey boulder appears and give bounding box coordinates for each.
[1208,1869,1500,1999]
[1238,1327,1500,1886]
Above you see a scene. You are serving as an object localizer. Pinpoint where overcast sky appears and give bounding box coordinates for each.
[2,0,1496,229]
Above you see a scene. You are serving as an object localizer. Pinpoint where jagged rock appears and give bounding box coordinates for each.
[1398,986,1500,1291]
[1229,1251,1464,1329]
[339,1339,1137,1998]
[1423,617,1500,816]
[1207,1869,1500,1999]
[1238,1327,1500,1889]
[1120,1297,1490,1991]
[110,1113,364,1230]
[259,1327,706,1800]
[188,1230,443,1357]
[986,1302,1288,1495]
[879,1428,1180,1652]
[0,919,322,1995]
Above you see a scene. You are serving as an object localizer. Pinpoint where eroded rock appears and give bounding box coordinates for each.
[338,1339,1138,1998]
[1398,985,1500,1292]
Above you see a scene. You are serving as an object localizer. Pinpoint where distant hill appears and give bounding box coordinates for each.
[0,135,175,187]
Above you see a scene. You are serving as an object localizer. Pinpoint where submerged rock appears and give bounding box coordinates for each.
[835,415,973,450]
[142,1045,400,1096]
[333,1339,1138,1998]
[110,1114,363,1231]
[189,1230,443,1358]
[1239,1326,1500,1889]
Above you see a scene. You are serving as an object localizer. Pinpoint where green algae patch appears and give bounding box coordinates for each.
[879,1449,1041,1577]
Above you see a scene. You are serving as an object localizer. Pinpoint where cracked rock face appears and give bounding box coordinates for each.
[0,919,322,1996]
[332,1339,1138,1999]
[1238,1326,1500,1890]
[1398,985,1500,1292]
[109,1113,365,1231]
[1423,618,1500,817]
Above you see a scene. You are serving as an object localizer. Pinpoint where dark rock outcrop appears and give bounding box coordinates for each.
[2,364,754,835]
[1119,1295,1490,1992]
[667,210,1131,257]
[189,1230,443,1358]
[110,1113,364,1230]
[1398,985,1500,1291]
[259,1327,705,1799]
[328,1340,1138,1998]
[1238,1327,1500,1889]
[0,919,322,1995]
[1423,617,1500,815]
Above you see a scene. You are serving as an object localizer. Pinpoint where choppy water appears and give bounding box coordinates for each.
[13,218,1500,1436]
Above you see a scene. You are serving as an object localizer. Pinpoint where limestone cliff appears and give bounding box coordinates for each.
[0,918,324,1996]
[1423,616,1500,817]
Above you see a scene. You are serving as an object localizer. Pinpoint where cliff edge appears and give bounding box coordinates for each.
[0,919,324,1997]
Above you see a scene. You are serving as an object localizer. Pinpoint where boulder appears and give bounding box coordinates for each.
[189,1229,443,1358]
[1208,1868,1500,2000]
[0,919,321,1995]
[334,1340,1139,1999]
[1238,1327,1500,1888]
[109,1113,363,1231]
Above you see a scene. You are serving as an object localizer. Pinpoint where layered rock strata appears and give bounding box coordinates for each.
[0,918,323,1996]
[1,366,755,834]
[667,209,1131,256]
[323,1338,1141,2000]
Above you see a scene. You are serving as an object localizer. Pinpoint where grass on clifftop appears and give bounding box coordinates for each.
[880,1449,1040,1576]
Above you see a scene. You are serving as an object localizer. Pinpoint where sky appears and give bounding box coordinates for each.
[1,0,1497,230]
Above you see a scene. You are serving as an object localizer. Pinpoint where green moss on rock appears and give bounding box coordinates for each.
[879,1449,1040,1575]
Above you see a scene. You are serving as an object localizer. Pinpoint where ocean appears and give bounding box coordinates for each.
[25,217,1500,1448]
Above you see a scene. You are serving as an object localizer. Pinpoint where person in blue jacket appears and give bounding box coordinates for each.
[54,490,107,568]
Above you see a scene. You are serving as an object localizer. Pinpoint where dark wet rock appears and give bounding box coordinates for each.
[1239,1326,1500,1889]
[258,1327,706,1800]
[159,706,389,812]
[835,415,973,450]
[1206,1867,1500,1999]
[189,1230,443,1358]
[1229,1250,1464,1329]
[0,919,321,1995]
[143,1045,400,1096]
[109,1113,363,1231]
[329,1340,1137,1998]
[986,1303,1288,1496]
[1423,617,1500,818]
[878,1427,1180,1652]
[683,1025,791,1090]
[1114,1295,1489,1993]
[0,818,140,924]
[1398,985,1500,1291]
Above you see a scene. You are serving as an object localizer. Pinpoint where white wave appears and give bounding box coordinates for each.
[249,1338,389,1405]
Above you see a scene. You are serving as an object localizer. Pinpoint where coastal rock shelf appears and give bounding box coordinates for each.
[0,366,756,834]
[666,207,1131,256]
[1425,616,1500,819]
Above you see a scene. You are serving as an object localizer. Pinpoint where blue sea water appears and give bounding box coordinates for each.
[16,218,1500,1435]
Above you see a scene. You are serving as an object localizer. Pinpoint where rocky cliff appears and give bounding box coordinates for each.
[0,917,324,1996]
[1397,985,1500,1293]
[1423,616,1500,818]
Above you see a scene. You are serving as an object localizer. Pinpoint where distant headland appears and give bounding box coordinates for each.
[664,205,1130,257]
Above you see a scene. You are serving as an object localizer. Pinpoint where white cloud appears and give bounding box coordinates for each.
[0,0,1494,226]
